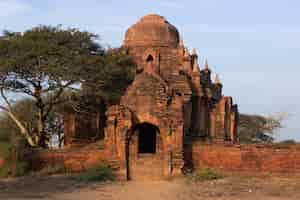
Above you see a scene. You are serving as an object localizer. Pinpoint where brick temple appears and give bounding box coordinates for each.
[64,14,239,180]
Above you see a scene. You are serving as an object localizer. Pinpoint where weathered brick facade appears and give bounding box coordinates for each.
[63,14,239,180]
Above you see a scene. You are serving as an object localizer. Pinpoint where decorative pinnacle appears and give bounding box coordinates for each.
[193,61,200,73]
[179,37,184,47]
[184,47,190,57]
[192,48,197,56]
[214,73,221,84]
[204,59,209,70]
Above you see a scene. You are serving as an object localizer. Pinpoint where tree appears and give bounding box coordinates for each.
[0,26,136,148]
[0,94,77,149]
[238,113,287,143]
[80,48,136,105]
[0,25,104,148]
[279,139,297,144]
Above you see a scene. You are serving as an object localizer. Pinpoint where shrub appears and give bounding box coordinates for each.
[190,168,223,182]
[76,163,114,182]
[0,142,12,178]
[0,139,30,178]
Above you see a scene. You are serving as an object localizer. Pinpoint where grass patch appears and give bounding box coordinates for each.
[75,163,115,182]
[190,168,224,182]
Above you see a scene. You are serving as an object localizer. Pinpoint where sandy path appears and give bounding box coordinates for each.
[1,174,300,200]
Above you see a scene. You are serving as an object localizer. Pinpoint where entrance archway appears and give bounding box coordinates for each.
[137,123,158,154]
[126,122,163,180]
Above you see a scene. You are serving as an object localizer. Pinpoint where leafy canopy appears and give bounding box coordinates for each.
[0,25,135,147]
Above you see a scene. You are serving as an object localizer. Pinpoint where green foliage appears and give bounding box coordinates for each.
[0,25,104,147]
[0,98,37,144]
[0,112,13,178]
[0,104,35,177]
[0,118,11,141]
[76,163,115,182]
[0,142,11,158]
[0,139,30,178]
[0,26,136,147]
[0,25,103,81]
[0,142,12,177]
[81,48,136,105]
[0,163,10,178]
[189,168,223,182]
[14,161,29,177]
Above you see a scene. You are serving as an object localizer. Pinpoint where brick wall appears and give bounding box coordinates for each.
[25,143,108,173]
[188,142,300,173]
[25,142,300,175]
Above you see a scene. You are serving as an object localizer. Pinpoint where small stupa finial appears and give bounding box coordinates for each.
[179,36,184,47]
[214,73,221,84]
[184,47,190,57]
[204,59,209,70]
[193,61,200,73]
[192,48,197,56]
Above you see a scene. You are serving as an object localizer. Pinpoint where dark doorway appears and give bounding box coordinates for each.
[146,55,154,62]
[137,123,158,154]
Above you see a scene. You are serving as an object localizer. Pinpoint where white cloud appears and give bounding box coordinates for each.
[0,0,32,17]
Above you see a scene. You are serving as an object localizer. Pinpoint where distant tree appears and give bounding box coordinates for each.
[279,139,297,144]
[238,113,287,143]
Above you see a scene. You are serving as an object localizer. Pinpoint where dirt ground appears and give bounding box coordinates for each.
[1,173,300,200]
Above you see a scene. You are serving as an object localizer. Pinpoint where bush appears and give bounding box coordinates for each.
[76,163,114,182]
[0,142,12,178]
[0,139,30,178]
[190,168,223,182]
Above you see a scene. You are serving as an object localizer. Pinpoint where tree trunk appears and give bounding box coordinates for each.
[37,110,48,148]
[4,109,36,147]
[35,86,49,148]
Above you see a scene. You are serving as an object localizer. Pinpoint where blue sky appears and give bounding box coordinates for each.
[0,0,300,141]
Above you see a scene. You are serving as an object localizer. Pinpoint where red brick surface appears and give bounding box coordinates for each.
[190,143,300,173]
[26,143,300,175]
[25,145,108,173]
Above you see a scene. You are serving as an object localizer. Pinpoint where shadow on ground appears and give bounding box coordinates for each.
[0,174,109,199]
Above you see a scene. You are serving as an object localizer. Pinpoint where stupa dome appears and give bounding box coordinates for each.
[124,14,180,47]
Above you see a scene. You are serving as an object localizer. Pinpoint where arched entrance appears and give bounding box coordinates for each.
[126,122,164,180]
[138,123,157,154]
